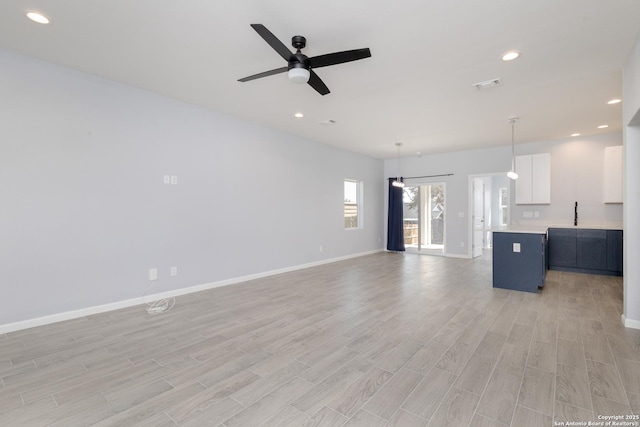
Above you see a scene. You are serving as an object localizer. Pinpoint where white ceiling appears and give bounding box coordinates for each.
[1,0,639,159]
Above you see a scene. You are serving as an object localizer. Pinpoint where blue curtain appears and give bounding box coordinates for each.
[387,178,405,252]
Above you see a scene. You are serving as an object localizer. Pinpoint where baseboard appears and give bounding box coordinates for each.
[549,265,622,277]
[0,249,383,334]
[446,253,472,259]
[622,314,640,330]
[0,296,149,335]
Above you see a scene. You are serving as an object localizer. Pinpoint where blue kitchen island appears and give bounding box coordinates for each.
[492,229,548,293]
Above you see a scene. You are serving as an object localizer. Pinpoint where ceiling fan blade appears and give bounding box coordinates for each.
[238,66,288,82]
[250,24,293,61]
[308,70,330,95]
[308,48,371,69]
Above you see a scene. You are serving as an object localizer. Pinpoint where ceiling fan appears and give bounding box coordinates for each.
[238,24,371,95]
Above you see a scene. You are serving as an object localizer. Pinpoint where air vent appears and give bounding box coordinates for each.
[472,78,503,89]
[319,119,337,125]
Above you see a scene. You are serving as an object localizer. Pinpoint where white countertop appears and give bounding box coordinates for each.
[489,223,623,233]
[547,224,623,230]
[491,226,548,234]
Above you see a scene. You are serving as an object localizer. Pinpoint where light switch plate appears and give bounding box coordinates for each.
[170,175,178,185]
[513,243,521,253]
[149,268,158,281]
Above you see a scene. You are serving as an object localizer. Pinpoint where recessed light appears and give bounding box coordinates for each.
[607,99,621,105]
[294,112,304,118]
[571,133,581,137]
[502,50,520,61]
[26,12,50,24]
[597,125,609,129]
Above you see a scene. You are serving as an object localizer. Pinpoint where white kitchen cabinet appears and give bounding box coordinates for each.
[515,155,532,204]
[603,146,623,204]
[515,153,551,204]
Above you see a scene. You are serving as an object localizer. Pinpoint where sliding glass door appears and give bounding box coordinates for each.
[402,183,445,253]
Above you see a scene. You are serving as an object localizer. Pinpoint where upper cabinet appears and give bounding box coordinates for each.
[515,153,551,205]
[603,146,623,204]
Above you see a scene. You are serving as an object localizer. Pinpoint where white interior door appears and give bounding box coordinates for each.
[473,178,485,257]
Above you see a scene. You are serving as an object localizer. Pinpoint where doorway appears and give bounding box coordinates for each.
[469,174,512,258]
[403,183,446,254]
[472,178,485,258]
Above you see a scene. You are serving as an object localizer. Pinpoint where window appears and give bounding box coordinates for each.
[500,187,508,226]
[344,180,362,229]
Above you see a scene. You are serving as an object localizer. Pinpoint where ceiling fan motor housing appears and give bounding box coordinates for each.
[288,52,310,71]
[291,35,306,50]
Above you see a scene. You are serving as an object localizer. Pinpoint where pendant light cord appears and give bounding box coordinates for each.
[392,143,405,187]
[506,117,519,180]
[511,120,515,171]
[396,143,402,181]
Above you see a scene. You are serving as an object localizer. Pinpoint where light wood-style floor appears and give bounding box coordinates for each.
[1,252,639,426]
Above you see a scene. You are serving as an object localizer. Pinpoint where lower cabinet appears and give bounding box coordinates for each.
[576,229,607,271]
[548,228,622,276]
[548,228,577,268]
[606,230,623,275]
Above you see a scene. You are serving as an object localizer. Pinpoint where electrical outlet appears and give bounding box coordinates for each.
[534,211,540,218]
[458,212,464,218]
[170,266,178,277]
[170,175,178,185]
[513,243,521,253]
[460,242,465,247]
[523,211,534,218]
[163,175,170,184]
[149,268,158,281]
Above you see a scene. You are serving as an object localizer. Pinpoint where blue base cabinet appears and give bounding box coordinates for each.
[493,232,547,293]
[548,228,622,276]
[576,229,607,271]
[548,228,577,268]
[606,230,623,275]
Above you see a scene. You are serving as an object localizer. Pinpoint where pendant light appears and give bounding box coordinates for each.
[507,117,519,180]
[392,142,405,187]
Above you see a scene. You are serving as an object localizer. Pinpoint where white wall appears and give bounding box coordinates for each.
[384,134,623,257]
[509,135,623,227]
[0,49,384,327]
[384,146,508,257]
[622,32,640,328]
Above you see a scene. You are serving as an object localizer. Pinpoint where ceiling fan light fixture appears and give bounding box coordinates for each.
[507,171,519,180]
[239,24,371,95]
[288,67,310,83]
